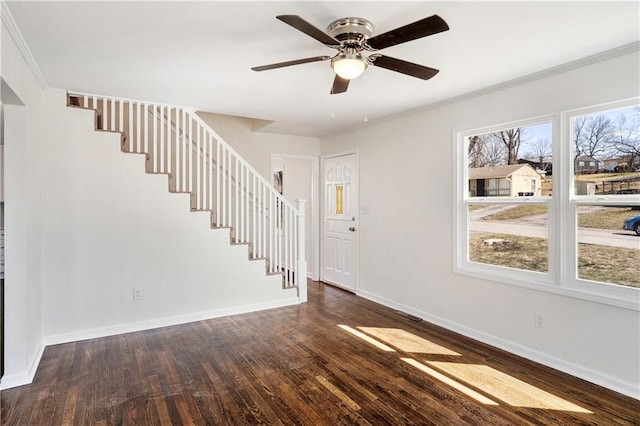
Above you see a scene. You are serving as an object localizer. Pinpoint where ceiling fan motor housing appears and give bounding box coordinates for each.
[327,17,374,46]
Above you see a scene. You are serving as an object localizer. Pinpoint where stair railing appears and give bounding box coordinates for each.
[68,92,307,300]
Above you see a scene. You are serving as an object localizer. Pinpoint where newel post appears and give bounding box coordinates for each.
[296,199,308,303]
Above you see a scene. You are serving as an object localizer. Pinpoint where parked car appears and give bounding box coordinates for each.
[623,215,640,236]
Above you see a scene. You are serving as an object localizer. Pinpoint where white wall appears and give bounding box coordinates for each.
[320,50,640,398]
[196,112,321,180]
[1,20,44,388]
[39,90,297,344]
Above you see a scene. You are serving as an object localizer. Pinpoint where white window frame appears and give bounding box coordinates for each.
[562,99,640,307]
[454,101,640,311]
[454,115,558,289]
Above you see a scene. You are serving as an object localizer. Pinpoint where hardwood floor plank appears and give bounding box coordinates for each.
[148,374,172,424]
[2,280,639,425]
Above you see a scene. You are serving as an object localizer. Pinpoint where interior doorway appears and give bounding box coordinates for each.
[270,154,319,281]
[1,78,27,384]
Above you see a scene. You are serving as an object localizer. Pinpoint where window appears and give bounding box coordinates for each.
[456,99,639,309]
[461,120,553,282]
[486,178,510,196]
[467,203,549,274]
[567,102,640,300]
[575,205,639,287]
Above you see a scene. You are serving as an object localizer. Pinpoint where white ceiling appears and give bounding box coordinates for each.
[7,1,640,137]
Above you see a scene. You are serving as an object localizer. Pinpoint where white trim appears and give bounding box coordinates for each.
[356,288,640,400]
[42,296,299,347]
[1,2,48,90]
[69,90,195,113]
[0,342,45,390]
[320,150,359,290]
[426,43,639,119]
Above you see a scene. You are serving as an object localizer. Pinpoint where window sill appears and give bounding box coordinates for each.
[454,264,640,311]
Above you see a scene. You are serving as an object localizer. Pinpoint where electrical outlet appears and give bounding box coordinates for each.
[535,313,544,328]
[133,288,142,300]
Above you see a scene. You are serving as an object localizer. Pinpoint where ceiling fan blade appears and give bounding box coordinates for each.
[367,15,449,50]
[252,56,331,72]
[370,55,439,80]
[330,75,350,94]
[276,15,341,47]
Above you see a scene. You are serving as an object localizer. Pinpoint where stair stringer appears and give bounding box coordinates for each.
[40,90,297,344]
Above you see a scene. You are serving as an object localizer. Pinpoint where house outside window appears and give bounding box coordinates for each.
[575,155,600,174]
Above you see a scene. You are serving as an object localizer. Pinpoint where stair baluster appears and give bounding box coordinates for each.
[67,92,305,296]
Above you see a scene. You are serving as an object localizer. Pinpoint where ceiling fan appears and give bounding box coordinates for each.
[251,14,449,94]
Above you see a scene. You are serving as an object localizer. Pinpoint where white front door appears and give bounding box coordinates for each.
[322,153,358,291]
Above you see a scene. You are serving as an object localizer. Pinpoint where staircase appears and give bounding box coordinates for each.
[67,92,307,301]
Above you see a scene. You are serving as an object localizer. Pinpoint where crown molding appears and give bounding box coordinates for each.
[321,41,640,140]
[1,1,49,90]
[424,41,640,112]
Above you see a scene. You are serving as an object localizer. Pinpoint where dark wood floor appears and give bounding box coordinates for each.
[2,281,639,425]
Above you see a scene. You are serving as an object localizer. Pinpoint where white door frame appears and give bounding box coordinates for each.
[270,153,320,281]
[320,150,359,291]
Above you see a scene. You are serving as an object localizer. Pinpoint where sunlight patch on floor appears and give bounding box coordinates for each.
[427,362,593,413]
[337,324,396,352]
[338,325,592,414]
[358,327,461,355]
[401,358,498,405]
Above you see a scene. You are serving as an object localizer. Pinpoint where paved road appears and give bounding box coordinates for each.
[470,221,639,250]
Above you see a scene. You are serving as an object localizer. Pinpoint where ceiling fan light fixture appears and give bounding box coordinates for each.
[331,51,367,80]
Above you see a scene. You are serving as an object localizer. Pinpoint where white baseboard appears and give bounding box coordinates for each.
[356,288,639,400]
[43,296,300,347]
[1,296,299,390]
[1,342,45,390]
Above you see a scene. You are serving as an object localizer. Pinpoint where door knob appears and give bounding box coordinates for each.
[348,226,356,232]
